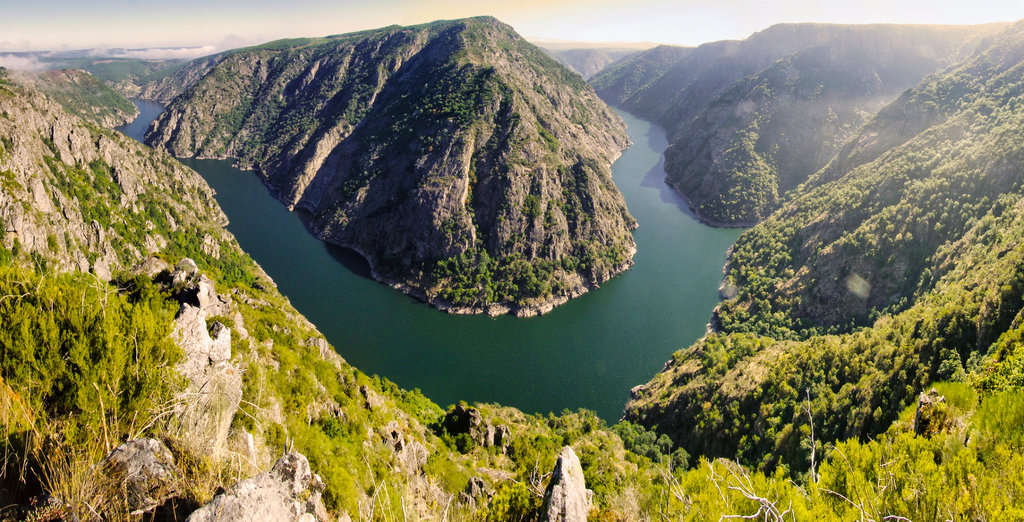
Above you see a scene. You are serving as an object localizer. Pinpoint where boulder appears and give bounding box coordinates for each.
[101,438,177,515]
[541,446,592,522]
[200,233,220,259]
[464,476,486,498]
[172,258,199,285]
[493,424,512,449]
[360,385,384,411]
[133,255,170,279]
[186,452,328,522]
[442,403,483,436]
[165,258,232,317]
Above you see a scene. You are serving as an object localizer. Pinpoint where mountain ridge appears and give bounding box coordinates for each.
[591,21,1008,225]
[145,17,638,317]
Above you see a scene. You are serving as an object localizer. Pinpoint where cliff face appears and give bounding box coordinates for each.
[132,54,223,103]
[591,23,1004,225]
[0,68,224,280]
[146,17,636,316]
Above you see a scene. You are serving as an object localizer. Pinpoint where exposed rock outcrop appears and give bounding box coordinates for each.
[442,403,512,453]
[0,74,226,279]
[186,452,328,522]
[101,438,178,515]
[168,260,242,456]
[914,389,951,438]
[541,446,592,522]
[381,421,429,473]
[167,258,234,317]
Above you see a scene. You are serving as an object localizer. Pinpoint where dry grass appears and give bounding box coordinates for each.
[0,378,233,521]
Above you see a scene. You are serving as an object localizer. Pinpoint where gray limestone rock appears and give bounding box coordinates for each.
[170,302,241,456]
[442,404,512,452]
[381,421,428,473]
[541,446,592,522]
[186,452,328,522]
[101,438,177,515]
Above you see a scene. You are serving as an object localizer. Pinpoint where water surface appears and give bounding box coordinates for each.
[121,106,742,421]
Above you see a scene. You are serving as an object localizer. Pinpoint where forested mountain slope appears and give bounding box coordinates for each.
[590,44,694,105]
[592,23,1004,224]
[628,21,1024,482]
[145,17,636,317]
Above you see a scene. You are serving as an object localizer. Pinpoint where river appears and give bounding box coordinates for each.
[120,102,741,421]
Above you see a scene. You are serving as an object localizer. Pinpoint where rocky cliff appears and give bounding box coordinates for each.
[0,67,224,279]
[145,17,636,316]
[591,23,1004,225]
[131,55,223,103]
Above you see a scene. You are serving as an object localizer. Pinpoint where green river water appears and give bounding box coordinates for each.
[121,101,742,421]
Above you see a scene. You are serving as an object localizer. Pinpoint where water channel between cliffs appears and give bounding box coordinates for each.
[121,100,742,421]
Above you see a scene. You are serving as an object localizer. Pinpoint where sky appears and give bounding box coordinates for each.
[1,0,1022,53]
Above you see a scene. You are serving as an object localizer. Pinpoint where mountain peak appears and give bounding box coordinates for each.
[146,19,635,316]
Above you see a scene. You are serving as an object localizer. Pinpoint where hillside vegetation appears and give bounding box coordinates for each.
[28,69,138,127]
[145,17,637,317]
[628,21,1024,496]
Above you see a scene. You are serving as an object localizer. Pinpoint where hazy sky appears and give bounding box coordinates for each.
[2,0,1022,52]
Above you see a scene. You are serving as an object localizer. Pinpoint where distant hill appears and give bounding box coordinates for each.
[26,68,138,127]
[0,49,195,102]
[145,17,637,316]
[592,23,1007,225]
[538,45,646,78]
